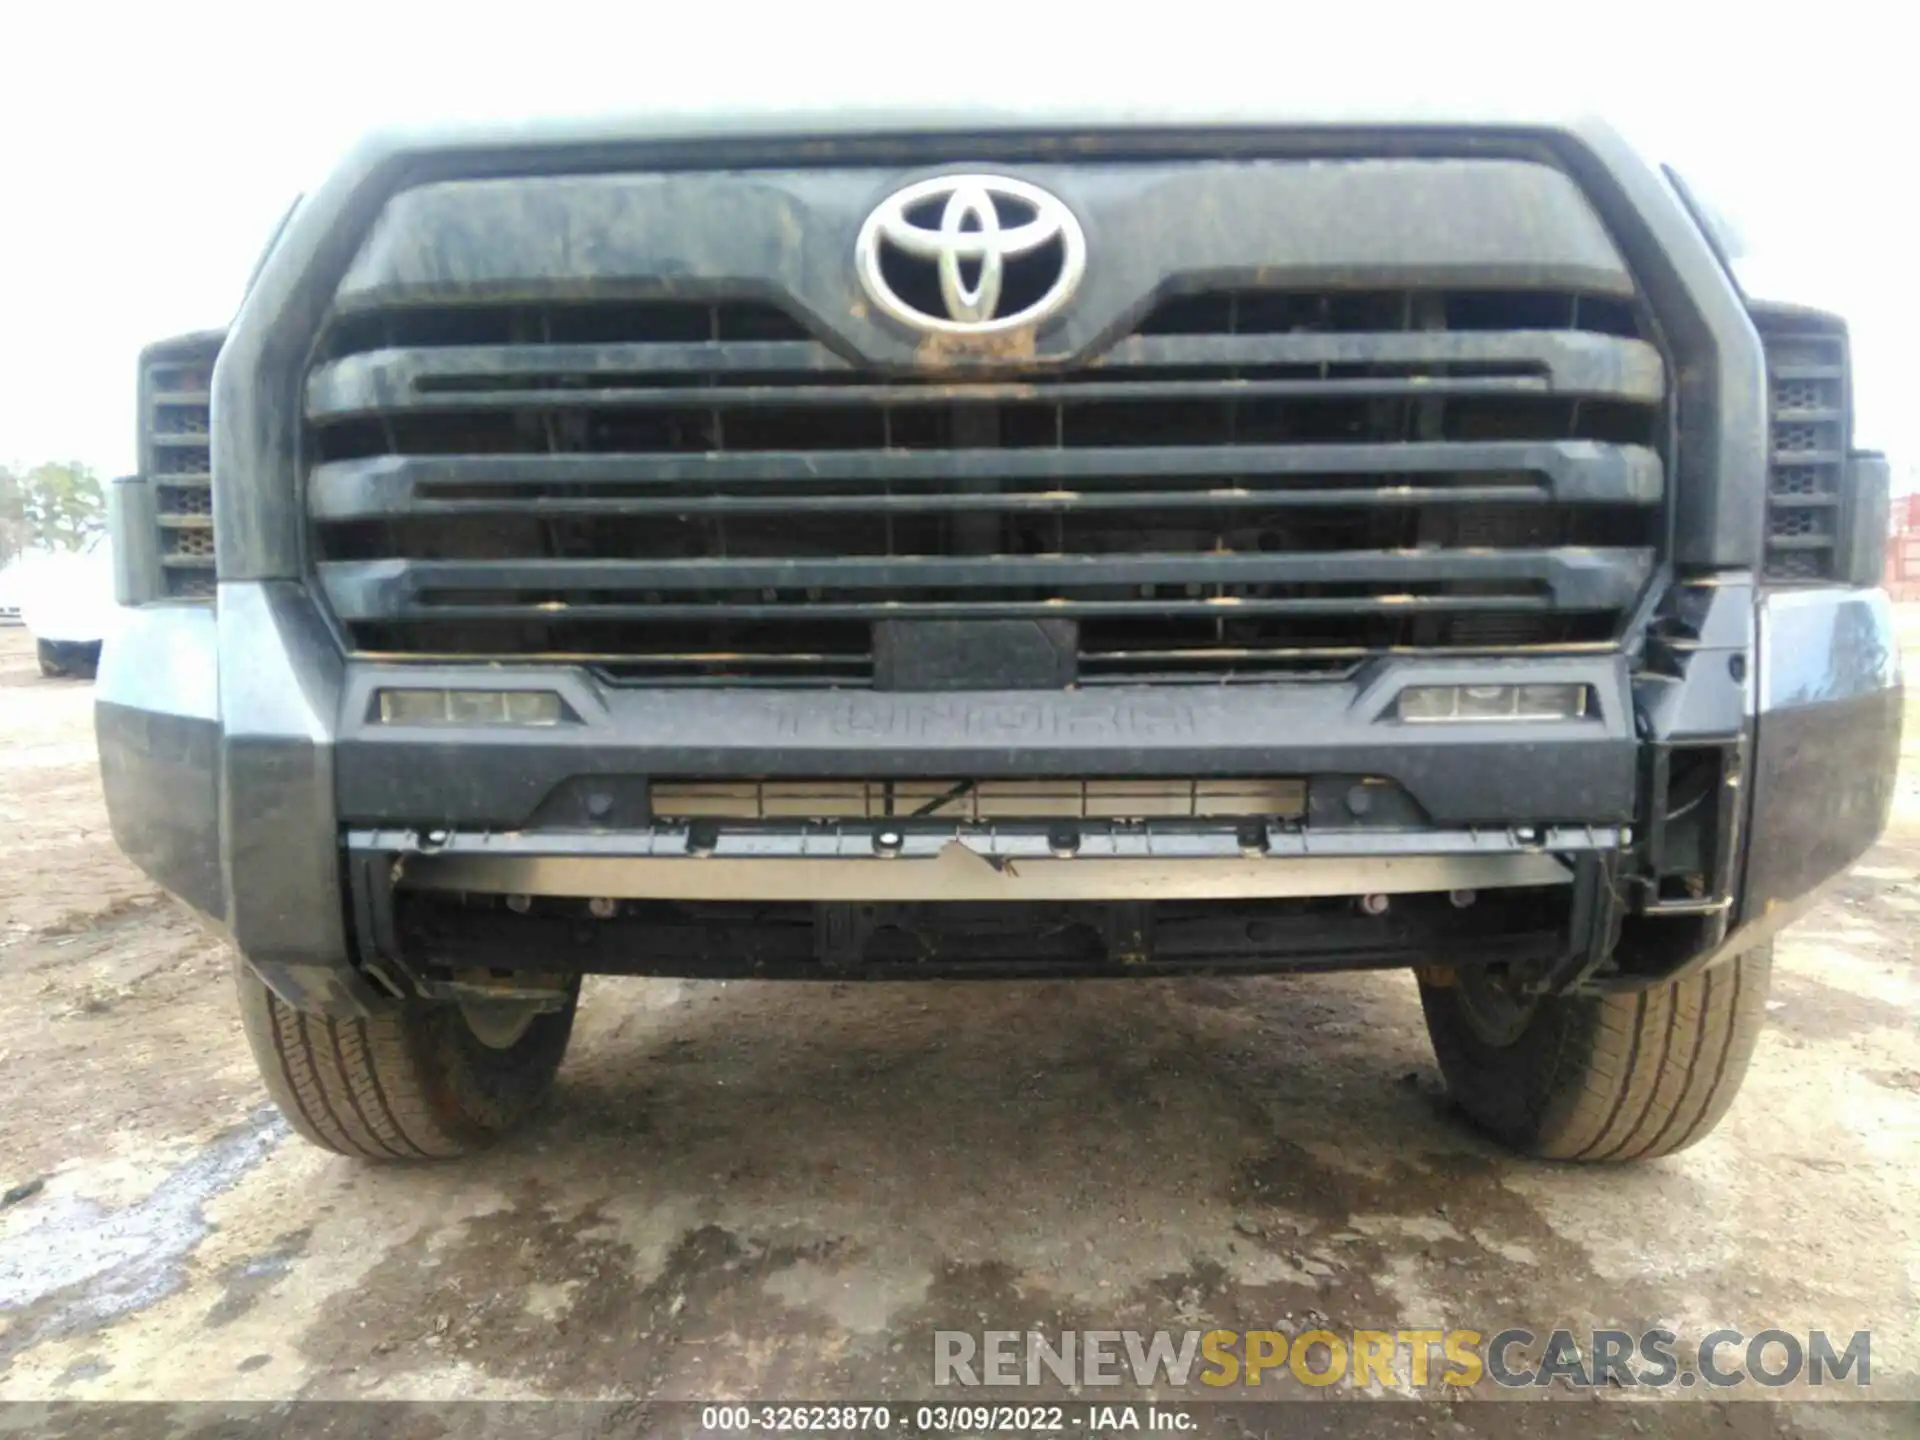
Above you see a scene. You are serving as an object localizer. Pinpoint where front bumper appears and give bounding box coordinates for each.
[95,579,1902,1011]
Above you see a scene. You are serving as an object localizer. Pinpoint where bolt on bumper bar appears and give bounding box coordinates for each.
[365,822,1626,904]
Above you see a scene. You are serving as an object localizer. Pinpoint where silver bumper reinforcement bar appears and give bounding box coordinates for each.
[366,823,1627,904]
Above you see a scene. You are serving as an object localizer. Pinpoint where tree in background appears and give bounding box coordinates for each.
[0,462,105,563]
[0,468,27,566]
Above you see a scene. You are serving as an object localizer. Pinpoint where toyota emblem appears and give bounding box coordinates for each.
[854,174,1087,335]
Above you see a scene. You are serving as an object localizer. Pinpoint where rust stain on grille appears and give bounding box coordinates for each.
[912,325,1042,370]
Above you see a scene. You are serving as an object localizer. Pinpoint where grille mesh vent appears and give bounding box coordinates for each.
[1757,319,1849,583]
[140,336,222,599]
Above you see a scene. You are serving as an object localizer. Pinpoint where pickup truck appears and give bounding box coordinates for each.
[16,536,118,678]
[95,108,1901,1162]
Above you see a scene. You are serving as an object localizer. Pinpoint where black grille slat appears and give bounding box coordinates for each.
[320,546,1651,619]
[329,597,1602,626]
[326,545,1651,593]
[338,598,1587,624]
[306,329,1664,419]
[317,485,1569,520]
[323,374,1575,416]
[310,340,844,415]
[1101,331,1659,394]
[306,286,1664,679]
[337,599,1597,625]
[310,440,1657,518]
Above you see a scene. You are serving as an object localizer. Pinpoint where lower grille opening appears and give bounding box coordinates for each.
[389,890,1575,979]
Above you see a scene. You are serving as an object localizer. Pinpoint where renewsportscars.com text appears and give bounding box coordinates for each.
[933,1327,1871,1390]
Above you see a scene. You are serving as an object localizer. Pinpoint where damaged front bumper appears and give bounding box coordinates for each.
[93,578,1902,1012]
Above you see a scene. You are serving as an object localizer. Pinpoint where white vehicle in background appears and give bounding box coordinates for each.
[16,535,120,679]
[0,559,25,626]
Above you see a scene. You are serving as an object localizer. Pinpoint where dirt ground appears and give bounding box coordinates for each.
[0,619,1915,1430]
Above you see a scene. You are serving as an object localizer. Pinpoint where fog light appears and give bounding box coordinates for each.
[377,688,564,726]
[1457,684,1515,719]
[1396,683,1589,723]
[1396,686,1463,722]
[1516,683,1590,720]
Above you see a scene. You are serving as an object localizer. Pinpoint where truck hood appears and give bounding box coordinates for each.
[336,99,1625,160]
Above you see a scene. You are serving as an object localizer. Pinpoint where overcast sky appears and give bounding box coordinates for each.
[1,2,1910,480]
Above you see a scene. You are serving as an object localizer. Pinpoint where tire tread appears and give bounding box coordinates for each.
[1422,946,1771,1163]
[234,960,573,1161]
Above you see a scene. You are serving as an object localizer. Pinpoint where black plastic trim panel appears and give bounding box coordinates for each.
[331,653,1637,828]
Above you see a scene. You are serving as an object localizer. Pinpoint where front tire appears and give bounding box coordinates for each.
[234,961,578,1159]
[1419,944,1771,1162]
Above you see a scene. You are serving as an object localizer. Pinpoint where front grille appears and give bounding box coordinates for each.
[1756,316,1850,583]
[140,336,222,599]
[306,287,1666,682]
